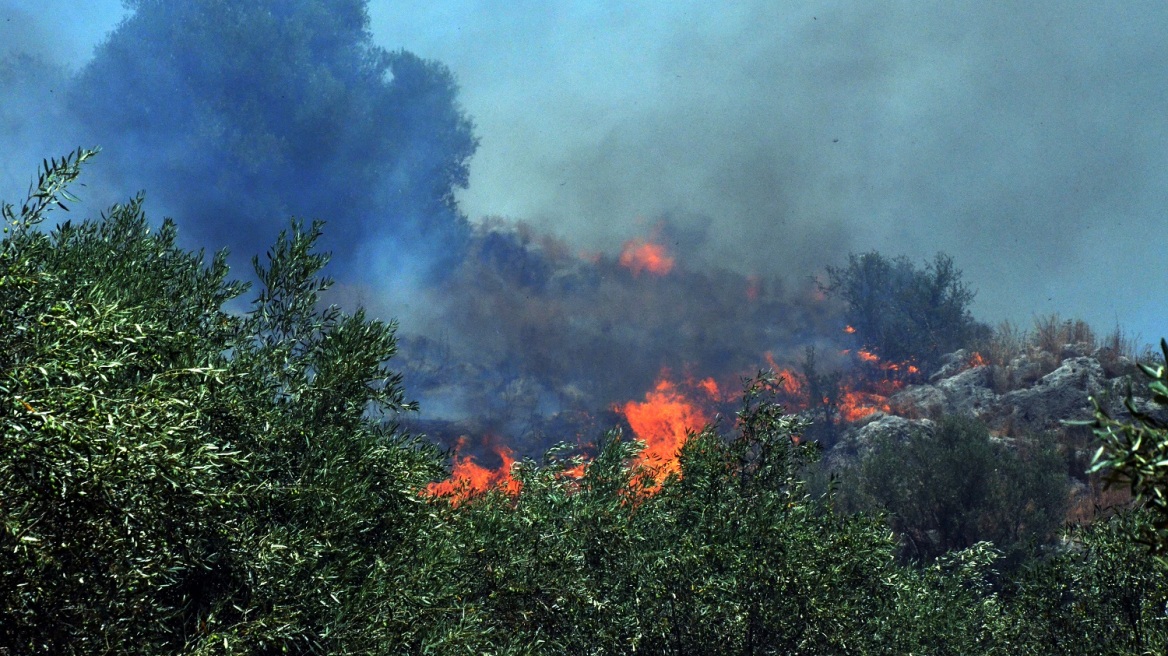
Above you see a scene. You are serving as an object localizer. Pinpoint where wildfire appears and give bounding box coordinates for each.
[839,391,891,422]
[619,238,675,276]
[426,436,520,503]
[762,352,807,400]
[696,376,721,399]
[968,351,988,368]
[617,375,712,482]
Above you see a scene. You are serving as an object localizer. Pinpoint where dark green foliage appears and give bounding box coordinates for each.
[1001,510,1168,655]
[0,151,442,653]
[1091,338,1168,558]
[846,415,1070,564]
[68,0,478,276]
[823,251,989,372]
[800,345,843,445]
[2,152,1162,654]
[409,378,1013,654]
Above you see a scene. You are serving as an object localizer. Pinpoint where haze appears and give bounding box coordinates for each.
[4,0,1166,342]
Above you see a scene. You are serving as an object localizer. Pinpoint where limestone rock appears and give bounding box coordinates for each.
[935,365,997,419]
[830,414,935,468]
[888,384,946,420]
[998,357,1107,433]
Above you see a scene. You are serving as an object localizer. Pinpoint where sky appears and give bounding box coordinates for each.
[4,0,1167,343]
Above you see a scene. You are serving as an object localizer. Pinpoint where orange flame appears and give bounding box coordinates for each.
[968,351,987,368]
[763,352,807,402]
[426,436,519,503]
[843,325,856,334]
[618,376,710,482]
[839,390,891,422]
[697,377,721,399]
[619,238,675,276]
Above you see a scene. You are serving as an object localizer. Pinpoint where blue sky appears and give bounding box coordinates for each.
[5,0,1167,343]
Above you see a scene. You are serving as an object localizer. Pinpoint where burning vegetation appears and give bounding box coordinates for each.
[415,224,990,500]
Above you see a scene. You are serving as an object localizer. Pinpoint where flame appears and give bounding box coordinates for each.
[839,390,891,422]
[846,347,920,378]
[426,436,519,503]
[618,376,711,482]
[760,352,808,406]
[843,325,856,334]
[619,238,675,276]
[697,376,721,399]
[563,462,588,479]
[968,351,987,368]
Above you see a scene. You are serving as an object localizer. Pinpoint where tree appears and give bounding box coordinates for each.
[823,251,988,372]
[415,375,1016,654]
[0,150,443,653]
[67,0,478,278]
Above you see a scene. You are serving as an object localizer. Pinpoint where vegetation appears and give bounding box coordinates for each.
[66,0,478,277]
[2,152,1166,653]
[976,315,1147,391]
[841,415,1069,565]
[1091,338,1168,559]
[823,251,989,373]
[0,150,443,652]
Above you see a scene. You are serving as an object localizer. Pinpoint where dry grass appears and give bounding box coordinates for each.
[1033,314,1095,357]
[977,319,1028,367]
[972,315,1153,393]
[1065,479,1133,527]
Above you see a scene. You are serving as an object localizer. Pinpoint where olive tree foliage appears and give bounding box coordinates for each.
[999,510,1168,656]
[844,415,1069,565]
[0,150,443,654]
[1090,338,1168,558]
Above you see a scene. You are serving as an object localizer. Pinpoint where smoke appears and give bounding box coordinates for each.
[370,1,1168,341]
[3,1,1167,460]
[4,0,477,287]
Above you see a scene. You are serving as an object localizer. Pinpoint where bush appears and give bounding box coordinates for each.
[823,251,988,372]
[1002,509,1168,654]
[846,415,1070,564]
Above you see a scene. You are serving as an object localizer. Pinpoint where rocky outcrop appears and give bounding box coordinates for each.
[997,357,1108,434]
[858,350,1157,440]
[828,413,935,468]
[889,365,996,422]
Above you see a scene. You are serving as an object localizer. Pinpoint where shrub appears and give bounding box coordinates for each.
[1033,313,1096,357]
[822,251,988,373]
[846,415,1070,564]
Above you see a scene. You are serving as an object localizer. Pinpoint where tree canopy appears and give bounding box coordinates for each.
[823,251,988,371]
[68,0,478,278]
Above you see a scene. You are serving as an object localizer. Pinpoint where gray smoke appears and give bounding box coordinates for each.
[371,0,1168,342]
